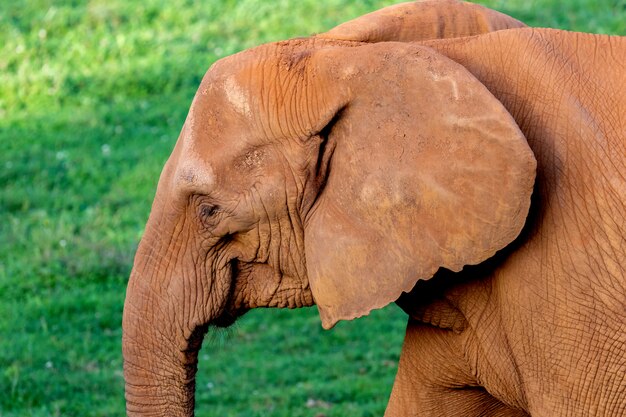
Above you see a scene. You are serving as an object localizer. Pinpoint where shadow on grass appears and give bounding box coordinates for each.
[0,52,204,415]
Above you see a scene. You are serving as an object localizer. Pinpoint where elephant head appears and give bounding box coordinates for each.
[122,37,536,415]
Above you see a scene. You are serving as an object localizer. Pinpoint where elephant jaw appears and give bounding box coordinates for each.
[228,260,315,310]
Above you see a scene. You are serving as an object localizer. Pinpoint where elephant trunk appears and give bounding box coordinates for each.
[123,264,206,416]
[122,202,225,416]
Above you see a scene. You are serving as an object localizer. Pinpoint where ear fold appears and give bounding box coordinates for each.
[318,0,525,43]
[303,42,536,329]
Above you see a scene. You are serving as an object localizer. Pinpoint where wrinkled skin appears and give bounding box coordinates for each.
[387,30,626,416]
[122,1,626,416]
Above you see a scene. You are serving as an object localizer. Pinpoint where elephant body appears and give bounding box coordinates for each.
[122,2,626,416]
[319,0,526,42]
[386,29,626,416]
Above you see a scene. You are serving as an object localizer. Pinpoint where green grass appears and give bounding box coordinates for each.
[1,1,623,416]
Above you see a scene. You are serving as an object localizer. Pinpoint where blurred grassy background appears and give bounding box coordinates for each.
[1,1,624,416]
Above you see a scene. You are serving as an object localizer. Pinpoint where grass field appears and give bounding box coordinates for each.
[1,1,624,416]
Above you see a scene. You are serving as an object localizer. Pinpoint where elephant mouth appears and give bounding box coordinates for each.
[209,255,312,328]
[212,309,241,328]
[211,258,249,328]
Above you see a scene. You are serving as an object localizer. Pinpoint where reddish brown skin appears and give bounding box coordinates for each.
[319,0,526,42]
[122,2,626,416]
[387,30,626,417]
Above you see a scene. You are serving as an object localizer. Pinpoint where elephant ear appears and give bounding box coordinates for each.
[302,42,536,329]
[318,0,525,43]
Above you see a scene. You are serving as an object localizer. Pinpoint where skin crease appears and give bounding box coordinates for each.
[122,2,626,416]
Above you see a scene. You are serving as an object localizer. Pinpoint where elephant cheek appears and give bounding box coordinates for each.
[228,261,315,310]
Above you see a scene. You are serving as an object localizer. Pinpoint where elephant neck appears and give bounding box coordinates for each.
[396,273,468,333]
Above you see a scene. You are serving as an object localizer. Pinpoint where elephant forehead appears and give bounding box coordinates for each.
[223,75,251,117]
[173,122,216,194]
[174,154,215,193]
[195,73,253,118]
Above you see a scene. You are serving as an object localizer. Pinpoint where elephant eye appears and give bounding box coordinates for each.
[200,204,219,218]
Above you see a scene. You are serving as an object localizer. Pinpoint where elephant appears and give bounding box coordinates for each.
[122,1,626,416]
